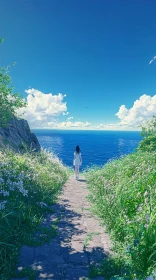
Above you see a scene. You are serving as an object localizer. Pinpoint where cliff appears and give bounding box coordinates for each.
[0,116,40,152]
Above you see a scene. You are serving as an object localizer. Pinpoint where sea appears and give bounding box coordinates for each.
[32,130,142,170]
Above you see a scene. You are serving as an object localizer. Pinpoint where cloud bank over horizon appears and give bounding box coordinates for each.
[97,94,156,130]
[18,89,155,130]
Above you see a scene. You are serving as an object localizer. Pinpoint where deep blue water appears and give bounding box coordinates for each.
[32,130,142,169]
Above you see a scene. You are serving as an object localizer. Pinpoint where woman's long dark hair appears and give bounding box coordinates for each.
[75,145,80,154]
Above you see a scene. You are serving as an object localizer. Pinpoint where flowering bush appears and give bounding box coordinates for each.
[0,148,69,279]
[86,150,156,279]
[137,116,156,152]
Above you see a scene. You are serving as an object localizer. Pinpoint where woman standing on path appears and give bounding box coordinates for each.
[73,145,82,180]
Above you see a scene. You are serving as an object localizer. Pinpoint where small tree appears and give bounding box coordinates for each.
[140,116,156,137]
[138,116,156,152]
[0,39,26,126]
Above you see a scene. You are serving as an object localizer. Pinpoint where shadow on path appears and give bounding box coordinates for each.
[15,178,112,280]
[77,179,87,183]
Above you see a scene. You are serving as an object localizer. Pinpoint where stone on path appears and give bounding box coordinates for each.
[14,175,112,280]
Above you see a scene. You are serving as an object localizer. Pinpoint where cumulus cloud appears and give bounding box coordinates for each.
[149,56,156,65]
[17,88,91,129]
[17,88,68,127]
[116,94,156,126]
[116,105,129,119]
[97,94,156,130]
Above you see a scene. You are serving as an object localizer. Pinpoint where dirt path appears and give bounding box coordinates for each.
[14,175,112,280]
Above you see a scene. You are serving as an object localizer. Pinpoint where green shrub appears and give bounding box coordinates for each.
[0,39,26,126]
[85,150,156,279]
[140,116,156,137]
[137,116,156,152]
[137,135,156,152]
[0,148,69,279]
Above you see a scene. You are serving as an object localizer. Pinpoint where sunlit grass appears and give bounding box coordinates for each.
[0,148,69,279]
[85,150,156,280]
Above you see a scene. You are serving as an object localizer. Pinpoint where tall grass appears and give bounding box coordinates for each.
[85,150,156,280]
[0,148,69,279]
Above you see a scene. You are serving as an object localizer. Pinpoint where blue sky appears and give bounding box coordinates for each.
[0,0,156,130]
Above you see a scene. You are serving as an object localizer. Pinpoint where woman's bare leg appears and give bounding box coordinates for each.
[77,165,80,179]
[75,165,78,179]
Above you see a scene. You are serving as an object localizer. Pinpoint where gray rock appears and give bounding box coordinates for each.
[0,116,40,152]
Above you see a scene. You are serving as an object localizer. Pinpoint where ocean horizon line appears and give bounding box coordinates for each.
[32,128,141,132]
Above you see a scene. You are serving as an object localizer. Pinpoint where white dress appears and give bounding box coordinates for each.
[73,152,82,166]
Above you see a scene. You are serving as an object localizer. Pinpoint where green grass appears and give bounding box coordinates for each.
[85,150,156,280]
[84,232,100,247]
[0,148,69,279]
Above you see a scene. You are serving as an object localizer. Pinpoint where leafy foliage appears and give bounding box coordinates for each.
[0,39,26,126]
[140,116,156,137]
[137,135,156,152]
[137,116,156,152]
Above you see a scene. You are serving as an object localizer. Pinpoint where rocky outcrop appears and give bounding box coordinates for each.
[0,116,40,153]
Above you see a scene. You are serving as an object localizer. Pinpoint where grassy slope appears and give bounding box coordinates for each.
[85,150,156,280]
[0,149,69,279]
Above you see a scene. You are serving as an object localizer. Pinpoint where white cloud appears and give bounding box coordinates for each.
[17,88,67,127]
[149,56,156,65]
[116,105,129,119]
[97,94,156,130]
[116,94,156,126]
[63,112,69,115]
[96,123,137,131]
[17,88,91,129]
[56,121,91,129]
[29,121,91,129]
[67,117,73,121]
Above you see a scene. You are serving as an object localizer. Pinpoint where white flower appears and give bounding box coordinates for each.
[39,202,48,207]
[145,214,150,222]
[7,179,12,185]
[19,173,24,179]
[0,190,9,196]
[0,200,7,210]
[20,189,28,196]
[18,186,28,196]
[4,170,11,176]
[138,205,142,212]
[146,275,156,280]
[13,180,23,188]
[25,174,31,180]
[7,179,15,191]
[126,244,131,252]
[0,178,4,184]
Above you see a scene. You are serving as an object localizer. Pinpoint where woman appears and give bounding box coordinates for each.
[73,145,82,180]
